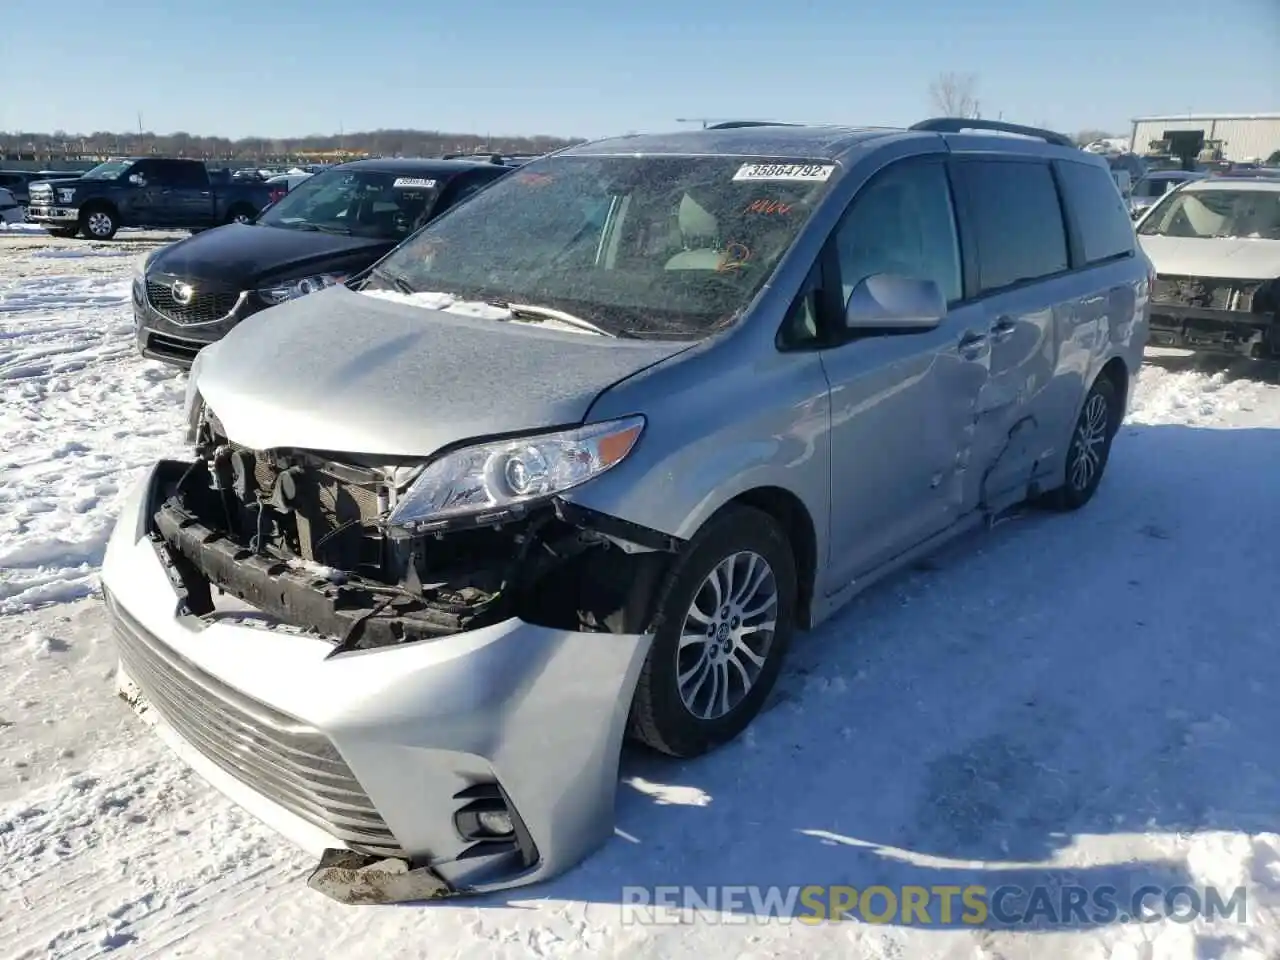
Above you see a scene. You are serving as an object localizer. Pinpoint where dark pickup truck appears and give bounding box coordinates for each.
[27,157,282,240]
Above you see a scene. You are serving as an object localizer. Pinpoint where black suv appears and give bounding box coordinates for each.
[133,158,513,367]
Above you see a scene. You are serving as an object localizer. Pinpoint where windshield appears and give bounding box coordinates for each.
[364,154,836,339]
[257,168,442,239]
[79,160,136,181]
[1139,188,1280,240]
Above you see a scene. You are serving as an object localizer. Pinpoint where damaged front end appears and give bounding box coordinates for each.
[154,408,682,653]
[1148,275,1280,357]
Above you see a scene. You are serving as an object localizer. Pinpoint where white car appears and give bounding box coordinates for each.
[1137,175,1280,357]
[266,172,313,192]
[1127,170,1208,220]
[0,187,24,225]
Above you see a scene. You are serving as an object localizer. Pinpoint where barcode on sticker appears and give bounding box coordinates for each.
[733,163,835,182]
[393,177,437,188]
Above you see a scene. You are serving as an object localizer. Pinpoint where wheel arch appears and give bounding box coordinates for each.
[704,485,819,630]
[1097,355,1129,430]
[80,198,119,218]
[226,202,257,222]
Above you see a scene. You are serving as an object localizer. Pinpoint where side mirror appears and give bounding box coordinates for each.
[128,174,146,186]
[844,274,946,333]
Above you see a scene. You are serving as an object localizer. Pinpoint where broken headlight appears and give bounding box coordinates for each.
[387,416,645,532]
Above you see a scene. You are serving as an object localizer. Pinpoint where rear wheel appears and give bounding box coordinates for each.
[1042,375,1119,510]
[627,505,797,758]
[226,206,255,225]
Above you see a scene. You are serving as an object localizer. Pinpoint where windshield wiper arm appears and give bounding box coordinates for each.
[497,301,617,337]
[371,267,417,295]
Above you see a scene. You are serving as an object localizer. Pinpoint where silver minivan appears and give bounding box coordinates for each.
[101,118,1150,901]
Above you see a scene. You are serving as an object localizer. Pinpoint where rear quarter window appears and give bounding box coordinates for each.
[957,159,1069,295]
[1056,160,1136,265]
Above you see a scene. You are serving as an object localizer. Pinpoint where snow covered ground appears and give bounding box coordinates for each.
[2,228,1280,960]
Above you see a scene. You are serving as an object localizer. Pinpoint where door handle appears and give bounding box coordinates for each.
[991,317,1016,342]
[958,331,987,359]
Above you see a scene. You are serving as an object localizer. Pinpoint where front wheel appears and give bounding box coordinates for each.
[627,504,797,758]
[1042,375,1119,511]
[80,207,118,240]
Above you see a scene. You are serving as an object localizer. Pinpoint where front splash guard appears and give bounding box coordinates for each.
[307,848,457,904]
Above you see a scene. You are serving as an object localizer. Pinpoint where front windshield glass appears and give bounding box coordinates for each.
[80,160,136,180]
[1138,188,1280,239]
[365,154,837,339]
[256,168,442,239]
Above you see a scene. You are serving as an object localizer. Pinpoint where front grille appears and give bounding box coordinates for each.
[1152,275,1259,312]
[145,278,242,326]
[106,591,404,857]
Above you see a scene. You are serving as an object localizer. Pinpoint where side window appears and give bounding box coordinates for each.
[146,161,182,186]
[832,158,962,307]
[958,160,1068,294]
[168,163,209,189]
[1055,160,1136,265]
[439,174,492,212]
[128,160,156,183]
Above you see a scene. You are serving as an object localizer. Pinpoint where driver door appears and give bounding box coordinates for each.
[818,155,991,590]
[123,160,161,224]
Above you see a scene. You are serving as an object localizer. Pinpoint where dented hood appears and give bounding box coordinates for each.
[1139,235,1280,281]
[193,284,692,457]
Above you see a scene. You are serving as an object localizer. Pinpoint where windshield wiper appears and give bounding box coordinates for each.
[494,301,619,337]
[371,267,417,295]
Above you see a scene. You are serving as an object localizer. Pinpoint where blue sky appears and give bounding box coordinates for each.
[3,0,1276,140]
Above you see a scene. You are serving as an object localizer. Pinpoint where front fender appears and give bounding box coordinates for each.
[564,342,831,554]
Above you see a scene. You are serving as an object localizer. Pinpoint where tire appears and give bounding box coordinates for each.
[627,504,797,758]
[1041,374,1119,511]
[80,206,118,240]
[226,206,255,225]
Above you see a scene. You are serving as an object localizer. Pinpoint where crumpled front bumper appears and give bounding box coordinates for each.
[1148,302,1279,357]
[100,463,653,899]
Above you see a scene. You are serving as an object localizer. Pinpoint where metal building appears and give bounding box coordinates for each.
[1130,113,1280,163]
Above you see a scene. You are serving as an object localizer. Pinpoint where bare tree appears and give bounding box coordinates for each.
[928,72,980,119]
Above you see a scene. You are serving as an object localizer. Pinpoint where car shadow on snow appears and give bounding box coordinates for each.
[425,423,1280,933]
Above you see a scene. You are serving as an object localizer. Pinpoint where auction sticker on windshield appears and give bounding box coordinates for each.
[393,178,437,188]
[733,163,835,182]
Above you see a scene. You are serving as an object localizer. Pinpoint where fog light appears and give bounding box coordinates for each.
[476,810,514,837]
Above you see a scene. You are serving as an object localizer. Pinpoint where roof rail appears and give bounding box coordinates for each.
[909,117,1076,150]
[705,120,801,130]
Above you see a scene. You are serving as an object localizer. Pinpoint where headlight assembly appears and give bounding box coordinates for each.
[182,349,209,443]
[256,273,346,305]
[387,416,645,533]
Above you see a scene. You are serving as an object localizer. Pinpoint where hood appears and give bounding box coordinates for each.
[194,284,694,457]
[149,222,392,289]
[28,178,82,191]
[1139,234,1280,281]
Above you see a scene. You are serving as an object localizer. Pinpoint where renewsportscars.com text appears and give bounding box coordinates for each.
[620,884,1248,926]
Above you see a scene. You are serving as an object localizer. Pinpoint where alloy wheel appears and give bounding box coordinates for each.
[1069,391,1110,492]
[676,551,778,721]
